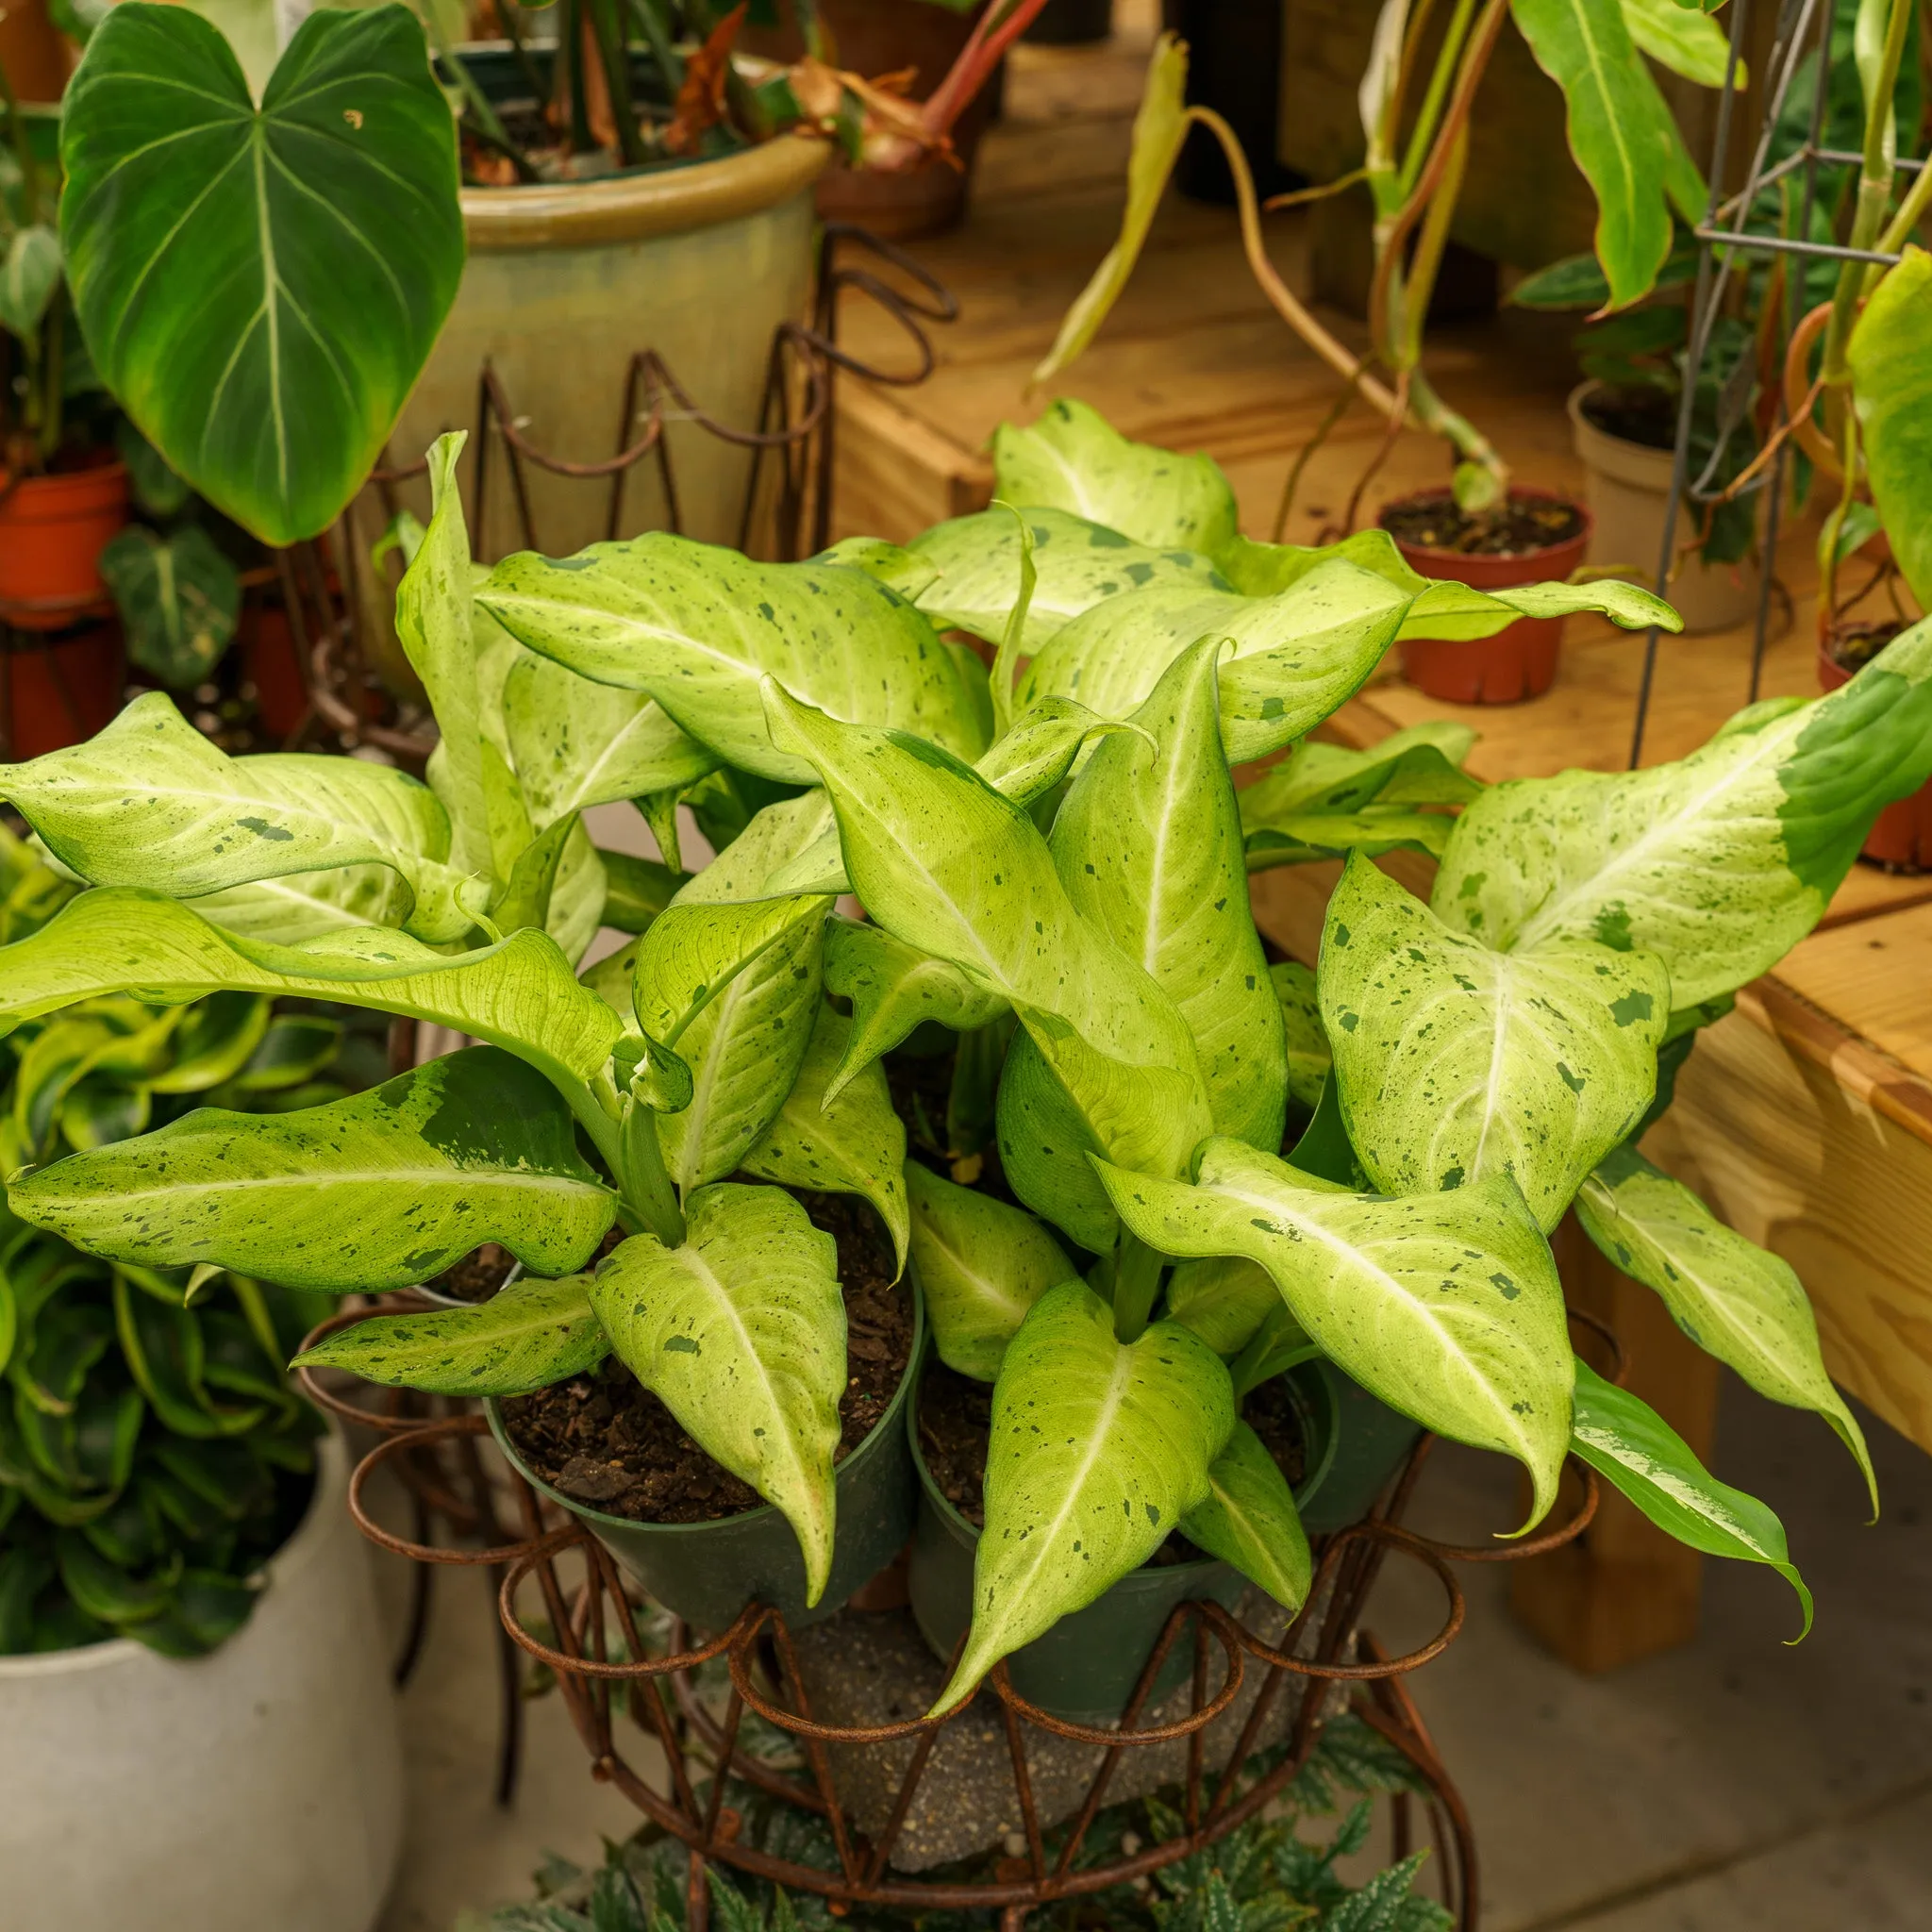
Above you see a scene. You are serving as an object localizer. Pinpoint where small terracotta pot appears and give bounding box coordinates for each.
[241,603,311,741]
[1819,640,1932,872]
[2,623,124,760]
[1383,488,1593,705]
[0,458,130,632]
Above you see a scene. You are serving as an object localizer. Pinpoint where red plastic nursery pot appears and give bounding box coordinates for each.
[1382,487,1593,705]
[242,602,311,741]
[1819,639,1932,872]
[2,624,125,759]
[0,457,131,632]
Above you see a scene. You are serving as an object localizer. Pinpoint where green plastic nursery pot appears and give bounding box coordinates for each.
[908,1357,1396,1725]
[1294,1360,1424,1536]
[486,1291,924,1633]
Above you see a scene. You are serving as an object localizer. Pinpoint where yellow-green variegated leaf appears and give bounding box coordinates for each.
[0,889,622,1090]
[1163,1255,1281,1357]
[908,506,1225,654]
[0,693,486,943]
[763,684,1212,1243]
[1095,1138,1572,1524]
[1322,855,1668,1231]
[992,397,1239,556]
[810,536,941,601]
[1433,626,1932,1008]
[932,1280,1234,1712]
[1239,722,1479,831]
[478,535,988,785]
[9,1047,616,1292]
[974,696,1156,808]
[821,918,1008,1108]
[1576,1149,1875,1509]
[587,1186,844,1604]
[188,865,418,944]
[1179,1421,1310,1612]
[1051,636,1285,1150]
[1271,961,1329,1111]
[291,1275,609,1395]
[905,1160,1074,1380]
[1849,247,1932,613]
[1244,809,1457,871]
[741,1005,909,1276]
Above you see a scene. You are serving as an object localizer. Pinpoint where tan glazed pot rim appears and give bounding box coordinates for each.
[460,136,832,251]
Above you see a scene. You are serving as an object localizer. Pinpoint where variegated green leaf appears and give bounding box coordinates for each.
[1179,1420,1310,1611]
[933,1279,1234,1712]
[1163,1255,1281,1357]
[992,397,1240,557]
[974,696,1155,808]
[1322,855,1668,1231]
[190,866,418,944]
[1433,625,1932,1008]
[0,693,487,943]
[9,1047,616,1292]
[478,535,988,785]
[810,536,941,601]
[1239,722,1479,828]
[1849,246,1932,612]
[741,1005,909,1275]
[1577,1148,1875,1510]
[291,1274,609,1395]
[1096,1139,1572,1524]
[588,1185,845,1603]
[1271,961,1330,1112]
[905,1160,1074,1380]
[1244,808,1458,871]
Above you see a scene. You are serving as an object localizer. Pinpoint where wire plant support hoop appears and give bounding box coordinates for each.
[1629,0,1917,767]
[306,1309,1611,1932]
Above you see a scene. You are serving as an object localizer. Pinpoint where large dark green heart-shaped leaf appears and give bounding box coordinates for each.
[97,525,241,692]
[58,3,464,546]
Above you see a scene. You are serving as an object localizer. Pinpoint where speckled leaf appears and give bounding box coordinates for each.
[1051,636,1285,1150]
[1577,1148,1875,1509]
[810,536,941,602]
[908,506,1225,655]
[1850,246,1932,611]
[1432,625,1932,1008]
[1244,808,1458,871]
[291,1275,608,1395]
[0,888,622,1091]
[478,534,987,785]
[1179,1421,1311,1612]
[1163,1255,1281,1357]
[933,1280,1234,1711]
[9,1047,616,1292]
[905,1161,1074,1380]
[974,696,1154,808]
[1570,1358,1811,1634]
[821,918,1008,1108]
[1095,1139,1572,1524]
[741,1005,909,1275]
[1269,961,1330,1113]
[189,867,418,945]
[1322,855,1669,1232]
[992,397,1240,556]
[763,686,1211,1235]
[1239,722,1479,832]
[588,1186,844,1604]
[0,692,487,943]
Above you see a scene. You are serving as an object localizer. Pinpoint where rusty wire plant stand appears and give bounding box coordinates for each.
[302,1310,1619,1931]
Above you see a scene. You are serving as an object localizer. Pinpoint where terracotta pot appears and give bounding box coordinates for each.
[741,0,1001,241]
[1819,640,1932,872]
[241,602,311,741]
[1384,488,1593,705]
[2,623,124,760]
[0,458,130,632]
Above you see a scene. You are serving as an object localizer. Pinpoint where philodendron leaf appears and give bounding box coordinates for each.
[588,1186,845,1604]
[97,525,242,691]
[1849,246,1932,611]
[932,1280,1235,1712]
[0,225,60,339]
[992,397,1240,558]
[1576,1148,1876,1510]
[908,506,1226,654]
[1179,1421,1311,1612]
[1050,635,1286,1151]
[905,1161,1074,1380]
[0,889,622,1091]
[741,1005,910,1276]
[479,535,988,785]
[1096,1139,1573,1525]
[1321,854,1669,1232]
[1271,961,1330,1111]
[291,1275,609,1395]
[0,693,487,944]
[58,3,464,546]
[10,1047,616,1292]
[763,684,1212,1240]
[1163,1256,1281,1357]
[1433,625,1932,1008]
[1570,1359,1812,1635]
[821,918,1008,1108]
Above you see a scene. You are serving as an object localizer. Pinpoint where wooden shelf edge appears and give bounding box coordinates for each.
[1743,976,1932,1152]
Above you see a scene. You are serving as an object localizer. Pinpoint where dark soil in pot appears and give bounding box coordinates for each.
[1576,385,1675,451]
[1821,620,1932,873]
[500,1191,913,1524]
[427,1241,518,1305]
[1379,491,1587,558]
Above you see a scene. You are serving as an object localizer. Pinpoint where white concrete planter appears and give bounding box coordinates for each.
[0,1430,403,1932]
[1567,380,1765,635]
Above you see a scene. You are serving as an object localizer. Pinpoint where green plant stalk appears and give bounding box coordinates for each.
[497,1,552,119]
[1396,0,1479,204]
[429,9,540,179]
[585,0,649,167]
[1110,1229,1166,1343]
[1824,0,1913,383]
[563,0,596,156]
[1819,406,1862,624]
[618,1094,687,1247]
[37,299,61,465]
[1396,123,1468,369]
[627,0,685,95]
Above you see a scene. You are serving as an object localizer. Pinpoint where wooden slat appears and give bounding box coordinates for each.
[1770,906,1932,1097]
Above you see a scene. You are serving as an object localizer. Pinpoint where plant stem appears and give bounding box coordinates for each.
[586,0,649,166]
[498,2,552,115]
[1229,1309,1320,1400]
[628,0,685,95]
[1110,1230,1165,1343]
[1397,123,1467,368]
[37,297,60,466]
[564,0,597,155]
[1819,407,1863,627]
[1396,0,1477,202]
[619,1095,687,1247]
[1824,0,1913,383]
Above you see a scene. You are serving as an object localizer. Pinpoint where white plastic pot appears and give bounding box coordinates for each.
[0,1430,403,1932]
[1567,380,1765,635]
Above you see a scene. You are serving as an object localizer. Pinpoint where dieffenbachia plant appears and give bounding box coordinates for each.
[1,405,1923,1705]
